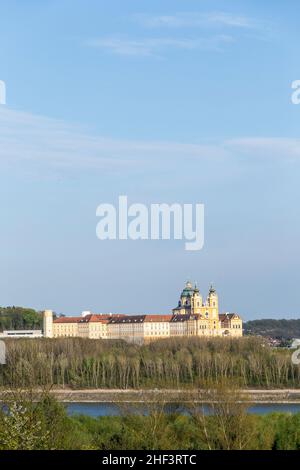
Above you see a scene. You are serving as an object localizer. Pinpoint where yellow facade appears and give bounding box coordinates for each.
[52,319,79,338]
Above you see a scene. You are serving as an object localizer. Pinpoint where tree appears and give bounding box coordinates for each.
[187,379,259,450]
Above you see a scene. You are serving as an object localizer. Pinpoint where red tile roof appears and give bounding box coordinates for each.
[89,315,112,323]
[54,313,126,324]
[144,315,173,322]
[219,313,241,321]
[54,313,195,324]
[53,317,81,323]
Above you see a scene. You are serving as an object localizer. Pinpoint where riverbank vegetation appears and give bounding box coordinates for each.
[0,336,300,389]
[1,388,300,450]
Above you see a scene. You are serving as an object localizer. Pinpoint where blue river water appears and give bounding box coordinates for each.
[67,402,300,417]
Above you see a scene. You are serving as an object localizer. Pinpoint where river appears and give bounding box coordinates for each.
[67,402,300,417]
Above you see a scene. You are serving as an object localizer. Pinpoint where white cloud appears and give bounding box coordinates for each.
[134,11,262,30]
[85,34,233,57]
[0,107,226,174]
[0,107,298,178]
[85,10,268,58]
[225,138,300,160]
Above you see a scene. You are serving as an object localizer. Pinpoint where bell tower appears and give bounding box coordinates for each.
[192,284,202,314]
[207,285,218,310]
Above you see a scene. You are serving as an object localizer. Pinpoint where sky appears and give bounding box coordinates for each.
[0,0,300,320]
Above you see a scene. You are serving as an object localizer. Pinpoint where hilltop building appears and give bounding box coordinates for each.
[43,282,242,343]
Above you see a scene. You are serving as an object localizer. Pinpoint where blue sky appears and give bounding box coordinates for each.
[0,0,300,319]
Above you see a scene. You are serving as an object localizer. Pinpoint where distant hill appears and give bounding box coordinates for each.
[244,319,300,340]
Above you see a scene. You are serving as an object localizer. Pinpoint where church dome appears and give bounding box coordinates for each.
[181,281,194,296]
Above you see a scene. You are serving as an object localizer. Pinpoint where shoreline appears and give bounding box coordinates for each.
[2,388,300,403]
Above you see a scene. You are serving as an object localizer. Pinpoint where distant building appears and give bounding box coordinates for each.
[43,281,243,342]
[0,330,43,338]
[48,313,126,339]
[109,315,173,344]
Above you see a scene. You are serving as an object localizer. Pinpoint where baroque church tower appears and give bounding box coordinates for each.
[172,281,219,324]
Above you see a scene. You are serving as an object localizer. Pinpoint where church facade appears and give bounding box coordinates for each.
[43,281,243,343]
[171,281,242,337]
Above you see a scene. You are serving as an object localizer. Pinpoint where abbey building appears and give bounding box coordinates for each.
[43,281,243,343]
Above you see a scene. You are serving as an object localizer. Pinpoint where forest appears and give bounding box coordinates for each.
[1,336,300,450]
[244,319,300,340]
[1,336,300,389]
[0,307,43,331]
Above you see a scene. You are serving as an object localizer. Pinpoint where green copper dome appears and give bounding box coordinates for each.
[181,281,194,297]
